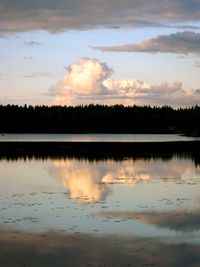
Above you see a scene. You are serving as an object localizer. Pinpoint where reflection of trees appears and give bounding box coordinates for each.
[50,158,199,203]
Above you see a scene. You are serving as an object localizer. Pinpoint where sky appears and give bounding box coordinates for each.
[1,0,200,107]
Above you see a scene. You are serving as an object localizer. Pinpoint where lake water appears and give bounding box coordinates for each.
[0,133,200,142]
[0,154,200,266]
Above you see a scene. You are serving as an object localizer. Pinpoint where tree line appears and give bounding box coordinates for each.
[0,104,199,135]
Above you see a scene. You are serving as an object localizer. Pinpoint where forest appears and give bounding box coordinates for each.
[0,104,199,135]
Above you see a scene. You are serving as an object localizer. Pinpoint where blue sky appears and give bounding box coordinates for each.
[0,0,200,106]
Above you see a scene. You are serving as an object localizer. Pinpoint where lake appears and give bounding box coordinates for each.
[0,154,200,266]
[0,133,200,142]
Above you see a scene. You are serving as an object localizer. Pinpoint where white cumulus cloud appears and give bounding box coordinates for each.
[50,57,200,107]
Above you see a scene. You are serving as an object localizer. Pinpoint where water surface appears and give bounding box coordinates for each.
[0,155,200,266]
[0,133,199,142]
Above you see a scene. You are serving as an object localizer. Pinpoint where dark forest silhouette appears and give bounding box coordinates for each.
[0,104,199,135]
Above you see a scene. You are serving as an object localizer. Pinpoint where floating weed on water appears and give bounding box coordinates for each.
[29,192,37,196]
[11,193,25,198]
[37,234,47,238]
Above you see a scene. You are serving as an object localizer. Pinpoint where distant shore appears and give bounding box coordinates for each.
[0,105,199,135]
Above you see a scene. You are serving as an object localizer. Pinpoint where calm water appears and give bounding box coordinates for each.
[0,133,200,142]
[0,155,200,266]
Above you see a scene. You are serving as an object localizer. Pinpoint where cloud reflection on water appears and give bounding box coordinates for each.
[51,160,110,202]
[50,158,199,203]
[1,228,200,267]
[94,209,200,232]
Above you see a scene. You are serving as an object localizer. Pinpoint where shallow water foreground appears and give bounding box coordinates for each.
[0,155,200,267]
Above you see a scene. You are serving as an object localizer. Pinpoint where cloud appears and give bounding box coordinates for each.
[0,73,11,77]
[49,58,113,105]
[50,57,200,107]
[0,1,200,33]
[22,56,33,60]
[57,57,112,95]
[0,33,7,38]
[92,31,200,55]
[94,209,200,232]
[25,41,42,46]
[0,95,51,106]
[195,61,200,68]
[195,89,200,95]
[23,72,54,78]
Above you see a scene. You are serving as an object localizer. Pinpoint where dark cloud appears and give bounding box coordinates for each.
[0,33,7,38]
[94,209,200,232]
[0,0,200,32]
[92,31,200,55]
